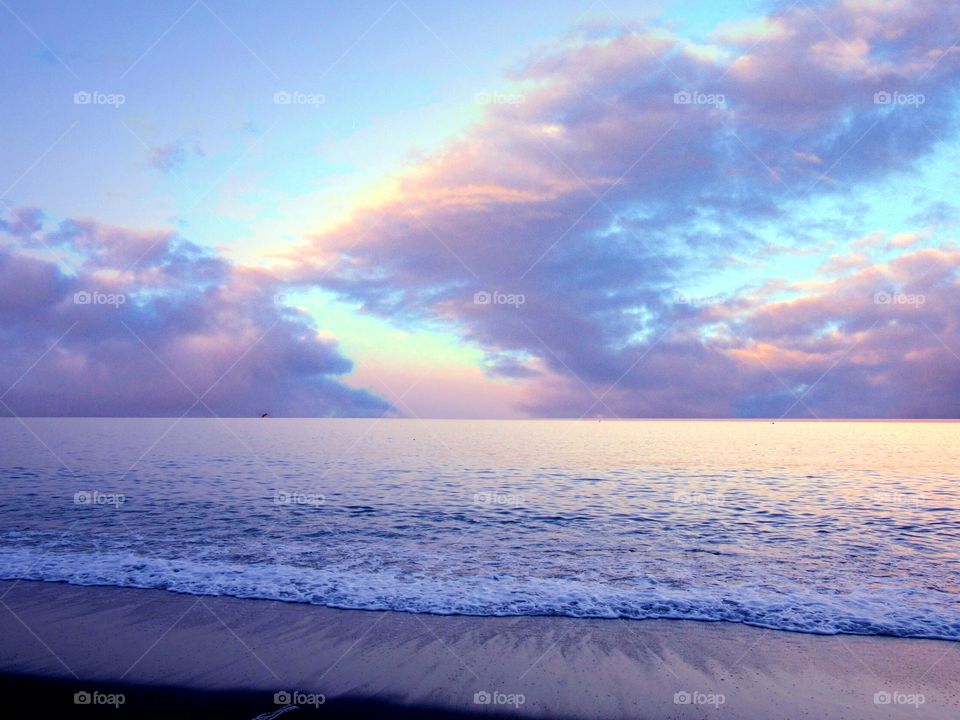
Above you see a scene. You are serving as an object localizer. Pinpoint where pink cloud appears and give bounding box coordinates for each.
[0,213,391,417]
[280,0,960,417]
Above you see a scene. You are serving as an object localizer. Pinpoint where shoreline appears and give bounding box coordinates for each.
[1,580,957,718]
[2,575,956,643]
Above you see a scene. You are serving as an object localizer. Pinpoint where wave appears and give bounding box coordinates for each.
[1,547,957,642]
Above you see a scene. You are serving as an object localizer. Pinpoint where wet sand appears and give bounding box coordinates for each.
[0,579,957,718]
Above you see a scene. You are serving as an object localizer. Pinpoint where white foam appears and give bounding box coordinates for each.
[0,547,956,641]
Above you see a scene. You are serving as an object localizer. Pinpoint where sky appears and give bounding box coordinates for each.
[0,0,958,418]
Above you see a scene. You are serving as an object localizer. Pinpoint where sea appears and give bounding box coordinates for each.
[0,418,957,640]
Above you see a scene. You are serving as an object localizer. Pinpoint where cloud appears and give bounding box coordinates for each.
[0,211,391,417]
[284,0,960,417]
[147,137,204,174]
[0,206,44,239]
[719,245,960,417]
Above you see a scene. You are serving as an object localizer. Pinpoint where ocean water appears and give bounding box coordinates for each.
[0,418,957,640]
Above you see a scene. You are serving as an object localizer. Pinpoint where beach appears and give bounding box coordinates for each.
[3,0,960,714]
[1,579,956,719]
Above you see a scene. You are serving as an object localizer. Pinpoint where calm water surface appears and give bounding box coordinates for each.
[0,419,957,639]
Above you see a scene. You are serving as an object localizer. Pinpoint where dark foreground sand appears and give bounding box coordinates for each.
[0,580,956,719]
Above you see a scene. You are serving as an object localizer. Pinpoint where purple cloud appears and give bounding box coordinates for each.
[285,0,960,417]
[0,212,391,417]
[146,136,204,175]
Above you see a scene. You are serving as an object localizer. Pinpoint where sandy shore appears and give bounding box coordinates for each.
[0,579,956,718]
